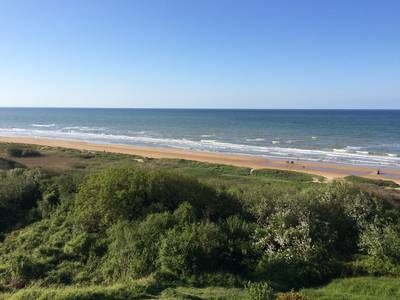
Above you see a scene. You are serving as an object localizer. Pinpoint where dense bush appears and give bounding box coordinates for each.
[102,213,173,281]
[251,181,398,288]
[7,146,41,158]
[0,158,25,170]
[245,281,274,300]
[74,166,241,232]
[276,291,311,300]
[0,168,43,232]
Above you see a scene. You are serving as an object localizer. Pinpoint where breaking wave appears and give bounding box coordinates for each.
[0,127,399,168]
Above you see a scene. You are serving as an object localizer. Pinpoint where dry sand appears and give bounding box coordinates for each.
[1,136,400,183]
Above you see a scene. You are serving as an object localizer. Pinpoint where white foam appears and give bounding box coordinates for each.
[333,148,348,153]
[0,127,399,168]
[272,140,280,144]
[32,123,55,128]
[62,126,106,132]
[345,146,363,151]
[246,138,265,142]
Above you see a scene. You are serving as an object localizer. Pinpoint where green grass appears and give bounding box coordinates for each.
[159,286,247,299]
[345,175,399,188]
[0,284,149,300]
[252,169,324,183]
[0,284,247,300]
[302,277,400,300]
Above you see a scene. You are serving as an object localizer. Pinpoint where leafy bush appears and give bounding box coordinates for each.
[245,281,274,300]
[0,158,25,170]
[7,146,41,158]
[102,212,173,281]
[252,181,390,287]
[159,221,224,278]
[74,166,240,232]
[276,291,311,300]
[356,221,400,275]
[7,254,46,286]
[0,168,43,232]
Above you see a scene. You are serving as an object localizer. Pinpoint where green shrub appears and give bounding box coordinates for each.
[276,291,311,300]
[102,212,173,281]
[7,146,41,158]
[245,281,274,300]
[7,254,47,286]
[159,222,224,278]
[0,168,42,232]
[0,158,25,170]
[74,166,240,232]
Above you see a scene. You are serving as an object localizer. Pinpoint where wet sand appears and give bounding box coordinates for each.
[1,136,399,183]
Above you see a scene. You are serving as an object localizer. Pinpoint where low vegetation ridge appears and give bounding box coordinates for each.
[0,143,399,299]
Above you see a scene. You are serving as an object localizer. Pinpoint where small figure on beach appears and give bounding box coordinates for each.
[377,169,380,175]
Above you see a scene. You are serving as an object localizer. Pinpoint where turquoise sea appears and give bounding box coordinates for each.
[0,108,399,168]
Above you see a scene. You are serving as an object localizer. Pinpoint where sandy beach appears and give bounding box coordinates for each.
[1,136,400,183]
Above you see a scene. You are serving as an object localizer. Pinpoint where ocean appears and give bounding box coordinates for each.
[0,108,399,169]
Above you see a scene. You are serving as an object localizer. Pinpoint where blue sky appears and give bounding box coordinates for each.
[0,0,399,109]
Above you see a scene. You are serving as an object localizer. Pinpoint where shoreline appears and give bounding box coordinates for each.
[1,136,400,183]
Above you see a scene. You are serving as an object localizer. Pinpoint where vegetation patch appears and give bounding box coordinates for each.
[0,142,399,299]
[6,145,41,158]
[302,277,400,300]
[0,158,25,170]
[252,169,323,183]
[345,175,399,188]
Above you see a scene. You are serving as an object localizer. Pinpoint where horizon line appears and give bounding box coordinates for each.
[1,106,400,110]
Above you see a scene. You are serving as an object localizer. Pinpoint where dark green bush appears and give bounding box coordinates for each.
[245,281,274,300]
[276,291,311,300]
[0,157,25,170]
[0,169,42,232]
[159,221,224,278]
[7,146,41,158]
[102,212,173,281]
[74,166,240,232]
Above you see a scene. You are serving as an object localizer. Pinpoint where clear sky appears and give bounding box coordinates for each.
[0,0,399,109]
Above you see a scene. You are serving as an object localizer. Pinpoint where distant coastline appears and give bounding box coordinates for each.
[1,135,400,184]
